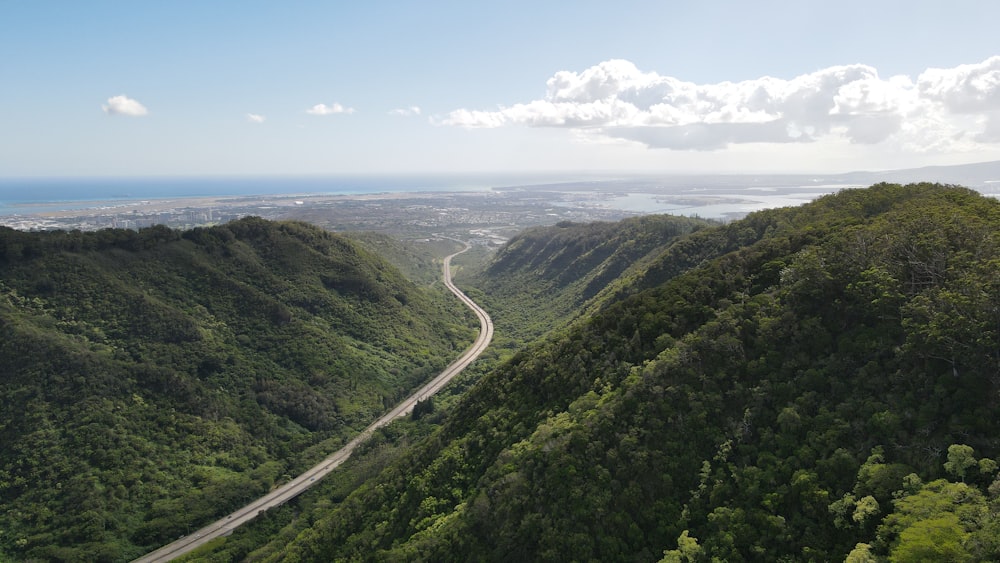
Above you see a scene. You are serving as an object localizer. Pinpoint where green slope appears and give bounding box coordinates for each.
[469,215,711,345]
[0,218,475,561]
[262,184,1000,562]
[341,232,461,287]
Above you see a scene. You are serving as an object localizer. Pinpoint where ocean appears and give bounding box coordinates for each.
[0,174,558,216]
[0,174,865,221]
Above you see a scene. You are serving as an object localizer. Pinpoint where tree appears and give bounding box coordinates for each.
[411,397,435,420]
[845,543,877,563]
[890,513,971,563]
[660,530,703,563]
[944,444,977,482]
[877,479,985,562]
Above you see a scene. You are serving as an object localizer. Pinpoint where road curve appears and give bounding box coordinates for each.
[133,241,493,562]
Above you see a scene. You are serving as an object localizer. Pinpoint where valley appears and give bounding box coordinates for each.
[135,242,493,562]
[2,183,999,562]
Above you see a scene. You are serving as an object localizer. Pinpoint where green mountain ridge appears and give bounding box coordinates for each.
[470,214,712,346]
[0,218,475,561]
[4,184,1000,562]
[242,183,1000,562]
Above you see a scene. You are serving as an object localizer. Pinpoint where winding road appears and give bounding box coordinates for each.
[134,241,493,562]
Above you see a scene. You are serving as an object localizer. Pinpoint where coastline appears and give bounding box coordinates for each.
[4,190,487,219]
[0,189,513,233]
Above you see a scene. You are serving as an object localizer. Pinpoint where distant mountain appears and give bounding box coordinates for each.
[0,218,475,561]
[493,159,1000,204]
[254,184,1000,562]
[839,159,1000,191]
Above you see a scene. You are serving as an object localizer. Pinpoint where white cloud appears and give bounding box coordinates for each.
[247,113,266,123]
[979,112,1000,142]
[306,102,355,115]
[918,56,1000,113]
[389,106,422,117]
[102,95,148,116]
[442,57,1000,153]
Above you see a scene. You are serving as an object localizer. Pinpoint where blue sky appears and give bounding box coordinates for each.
[2,1,999,177]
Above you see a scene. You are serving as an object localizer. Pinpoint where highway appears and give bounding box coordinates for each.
[133,241,493,562]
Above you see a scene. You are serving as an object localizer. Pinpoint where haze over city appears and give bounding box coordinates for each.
[2,0,999,179]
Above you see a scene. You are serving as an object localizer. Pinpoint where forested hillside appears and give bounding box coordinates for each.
[256,184,1000,561]
[469,215,711,345]
[341,232,457,287]
[0,218,475,561]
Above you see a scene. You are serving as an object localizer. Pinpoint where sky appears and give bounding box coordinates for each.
[1,0,999,178]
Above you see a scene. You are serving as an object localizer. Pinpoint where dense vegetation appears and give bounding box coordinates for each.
[341,232,457,287]
[242,184,1000,561]
[0,218,475,561]
[468,214,711,346]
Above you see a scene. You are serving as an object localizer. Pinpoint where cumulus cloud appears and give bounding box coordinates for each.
[389,106,422,117]
[247,113,266,123]
[306,102,355,115]
[442,57,1000,152]
[102,95,148,116]
[979,116,1000,142]
[918,56,1000,113]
